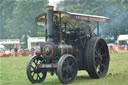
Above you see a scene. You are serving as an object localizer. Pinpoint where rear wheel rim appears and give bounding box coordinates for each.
[85,37,110,78]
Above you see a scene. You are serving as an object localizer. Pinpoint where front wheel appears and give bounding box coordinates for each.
[26,56,47,83]
[57,54,78,84]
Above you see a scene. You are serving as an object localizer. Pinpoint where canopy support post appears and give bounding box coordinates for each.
[59,13,62,41]
[97,22,99,35]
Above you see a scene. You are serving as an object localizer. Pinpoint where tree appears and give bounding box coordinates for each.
[0,0,16,39]
[4,0,48,39]
[101,0,128,40]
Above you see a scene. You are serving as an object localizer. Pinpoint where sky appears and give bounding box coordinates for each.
[48,0,63,7]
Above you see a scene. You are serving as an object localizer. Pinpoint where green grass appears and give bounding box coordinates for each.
[0,52,128,85]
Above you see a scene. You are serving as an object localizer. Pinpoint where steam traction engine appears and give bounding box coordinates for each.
[26,6,110,84]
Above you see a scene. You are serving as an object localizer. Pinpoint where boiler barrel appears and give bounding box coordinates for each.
[58,44,77,56]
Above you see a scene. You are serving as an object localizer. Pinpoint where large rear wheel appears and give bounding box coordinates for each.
[57,54,78,84]
[85,37,110,78]
[26,56,47,83]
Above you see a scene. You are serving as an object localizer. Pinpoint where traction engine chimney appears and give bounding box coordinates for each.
[47,6,54,42]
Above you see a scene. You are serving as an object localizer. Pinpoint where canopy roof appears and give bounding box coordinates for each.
[36,11,109,22]
[118,35,128,41]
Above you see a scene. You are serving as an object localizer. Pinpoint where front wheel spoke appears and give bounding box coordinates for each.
[31,70,34,73]
[69,72,72,78]
[71,65,75,70]
[64,74,69,81]
[95,50,99,56]
[69,62,73,67]
[67,74,71,81]
[63,71,66,78]
[34,59,38,65]
[31,65,34,69]
[34,61,37,66]
[70,64,75,69]
[62,66,66,72]
[37,73,41,80]
[36,59,39,64]
[36,74,38,81]
[32,73,35,78]
[33,59,36,63]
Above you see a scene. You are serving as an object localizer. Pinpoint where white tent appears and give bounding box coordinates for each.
[0,44,4,48]
[118,35,128,41]
[118,35,128,46]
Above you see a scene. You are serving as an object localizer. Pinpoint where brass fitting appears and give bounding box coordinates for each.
[47,6,54,10]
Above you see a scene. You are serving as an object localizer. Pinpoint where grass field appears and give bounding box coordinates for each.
[0,52,128,85]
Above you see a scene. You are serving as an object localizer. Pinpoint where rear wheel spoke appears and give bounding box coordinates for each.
[100,63,105,68]
[101,53,106,57]
[98,69,102,75]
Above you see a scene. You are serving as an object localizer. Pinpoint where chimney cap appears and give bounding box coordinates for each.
[47,6,54,10]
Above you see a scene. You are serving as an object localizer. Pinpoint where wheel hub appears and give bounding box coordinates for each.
[67,66,72,73]
[34,67,40,73]
[97,52,103,63]
[44,46,52,55]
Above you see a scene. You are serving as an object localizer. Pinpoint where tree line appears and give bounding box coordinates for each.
[0,0,128,41]
[0,0,48,39]
[57,0,128,41]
